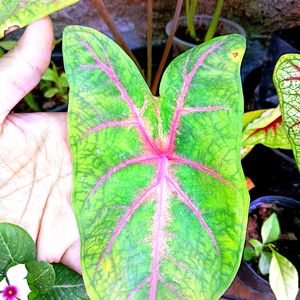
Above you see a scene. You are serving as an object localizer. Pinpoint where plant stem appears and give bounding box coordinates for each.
[91,0,143,76]
[185,0,190,21]
[187,0,197,39]
[204,0,224,41]
[147,0,153,87]
[151,0,184,95]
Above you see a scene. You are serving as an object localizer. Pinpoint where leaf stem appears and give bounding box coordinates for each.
[91,0,144,76]
[151,0,184,95]
[147,0,153,87]
[204,0,224,41]
[186,0,197,39]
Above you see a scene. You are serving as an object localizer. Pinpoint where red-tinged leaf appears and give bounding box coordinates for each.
[274,54,300,171]
[241,106,291,158]
[63,26,249,299]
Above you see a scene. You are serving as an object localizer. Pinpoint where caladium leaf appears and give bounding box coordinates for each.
[0,0,79,38]
[63,26,249,299]
[241,106,291,159]
[273,54,300,172]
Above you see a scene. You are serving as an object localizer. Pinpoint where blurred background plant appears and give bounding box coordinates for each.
[0,39,69,112]
[244,213,298,300]
[185,0,224,41]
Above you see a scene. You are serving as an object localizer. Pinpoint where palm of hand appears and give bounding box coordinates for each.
[0,18,80,273]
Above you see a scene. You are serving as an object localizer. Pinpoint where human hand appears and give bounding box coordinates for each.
[0,17,80,273]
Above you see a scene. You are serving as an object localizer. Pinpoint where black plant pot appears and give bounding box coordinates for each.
[237,196,300,300]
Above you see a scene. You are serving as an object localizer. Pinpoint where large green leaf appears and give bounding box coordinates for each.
[0,0,79,38]
[273,54,300,172]
[42,264,89,299]
[0,222,36,273]
[269,250,298,300]
[63,26,249,299]
[241,106,291,159]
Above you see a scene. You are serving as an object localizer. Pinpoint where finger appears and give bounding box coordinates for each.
[61,240,82,274]
[0,17,53,124]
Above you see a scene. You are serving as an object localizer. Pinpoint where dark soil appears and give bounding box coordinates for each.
[246,202,300,283]
[175,23,224,45]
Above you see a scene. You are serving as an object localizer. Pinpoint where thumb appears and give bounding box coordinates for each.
[0,17,54,124]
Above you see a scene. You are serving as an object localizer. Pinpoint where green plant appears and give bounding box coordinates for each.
[63,25,249,299]
[0,39,69,111]
[244,213,298,300]
[41,62,69,103]
[185,0,224,41]
[0,0,75,112]
[0,40,42,111]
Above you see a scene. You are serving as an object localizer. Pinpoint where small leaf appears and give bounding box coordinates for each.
[58,74,69,88]
[39,80,52,90]
[0,223,36,273]
[42,264,89,299]
[258,251,272,275]
[53,38,62,46]
[249,239,263,256]
[269,250,299,300]
[24,93,41,112]
[273,54,300,172]
[261,213,281,244]
[42,68,59,83]
[243,246,254,261]
[243,109,267,128]
[0,0,79,38]
[26,261,55,294]
[44,88,59,98]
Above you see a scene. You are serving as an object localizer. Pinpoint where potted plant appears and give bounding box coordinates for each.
[241,196,300,300]
[165,0,246,53]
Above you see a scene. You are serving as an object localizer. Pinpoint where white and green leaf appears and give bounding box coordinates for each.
[269,250,298,300]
